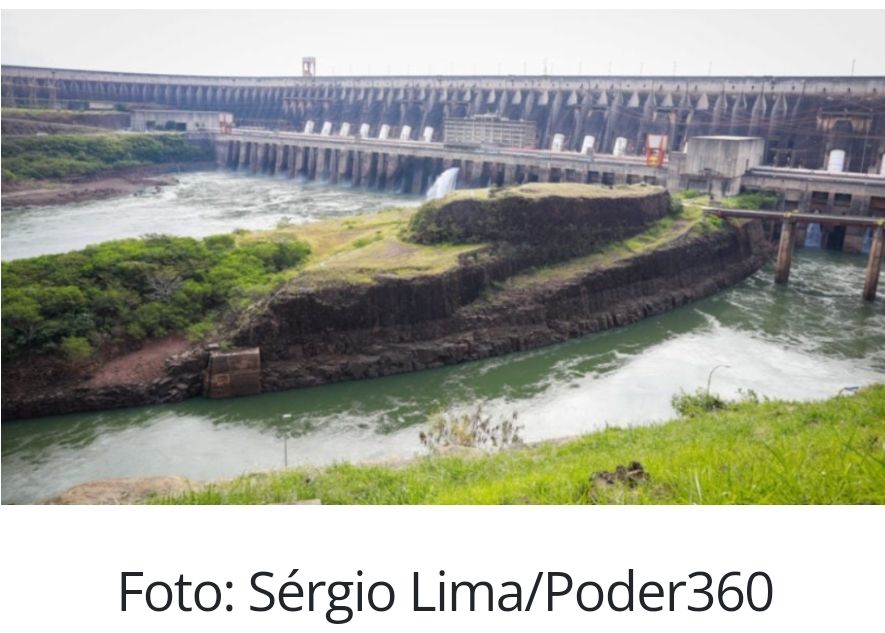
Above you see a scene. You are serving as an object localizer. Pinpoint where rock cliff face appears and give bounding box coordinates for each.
[237,220,770,391]
[408,186,670,263]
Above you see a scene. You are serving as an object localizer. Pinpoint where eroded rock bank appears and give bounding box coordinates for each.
[244,220,770,391]
[1,185,771,420]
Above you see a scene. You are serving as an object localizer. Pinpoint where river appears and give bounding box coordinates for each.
[2,171,884,503]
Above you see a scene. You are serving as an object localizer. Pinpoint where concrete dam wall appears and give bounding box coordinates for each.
[4,65,885,173]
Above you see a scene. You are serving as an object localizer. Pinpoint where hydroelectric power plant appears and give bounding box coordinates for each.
[5,64,884,252]
[2,62,885,504]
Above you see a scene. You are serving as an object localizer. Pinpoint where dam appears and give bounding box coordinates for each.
[7,65,884,231]
[4,65,885,173]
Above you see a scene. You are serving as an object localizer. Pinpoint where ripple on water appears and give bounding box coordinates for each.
[1,170,421,261]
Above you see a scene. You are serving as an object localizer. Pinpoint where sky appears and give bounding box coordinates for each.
[2,10,884,78]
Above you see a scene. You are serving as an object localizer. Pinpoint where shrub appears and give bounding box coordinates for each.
[60,336,94,362]
[419,406,523,453]
[2,232,310,362]
[671,389,728,418]
[722,192,779,210]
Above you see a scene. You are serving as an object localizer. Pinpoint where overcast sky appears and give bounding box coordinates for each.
[2,10,883,78]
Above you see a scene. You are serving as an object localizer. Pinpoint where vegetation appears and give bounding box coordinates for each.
[721,191,779,210]
[1,233,310,362]
[253,208,485,285]
[158,385,885,505]
[1,133,212,183]
[419,406,523,453]
[405,182,663,244]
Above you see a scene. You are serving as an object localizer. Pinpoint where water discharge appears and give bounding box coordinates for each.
[2,174,884,503]
[804,223,822,249]
[425,167,459,200]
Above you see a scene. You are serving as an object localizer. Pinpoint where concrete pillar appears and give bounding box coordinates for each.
[238,142,248,169]
[330,150,340,184]
[338,150,352,182]
[539,166,552,183]
[863,225,885,301]
[287,146,297,177]
[410,159,425,195]
[253,143,266,173]
[294,147,305,175]
[308,147,318,180]
[362,152,374,186]
[316,148,327,180]
[775,219,797,285]
[384,153,398,188]
[462,161,475,186]
[353,152,364,187]
[503,164,517,186]
[274,144,284,175]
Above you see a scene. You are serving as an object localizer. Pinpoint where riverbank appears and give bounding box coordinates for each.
[42,384,879,504]
[0,162,217,208]
[1,131,216,207]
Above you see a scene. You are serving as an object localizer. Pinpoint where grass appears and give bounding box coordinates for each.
[248,208,486,285]
[425,182,663,205]
[157,384,885,505]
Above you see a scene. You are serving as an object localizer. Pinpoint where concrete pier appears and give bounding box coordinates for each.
[863,225,885,301]
[775,218,797,285]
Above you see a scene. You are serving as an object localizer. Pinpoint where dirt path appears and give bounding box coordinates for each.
[86,335,191,387]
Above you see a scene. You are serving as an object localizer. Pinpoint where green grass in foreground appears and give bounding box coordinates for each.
[158,384,885,505]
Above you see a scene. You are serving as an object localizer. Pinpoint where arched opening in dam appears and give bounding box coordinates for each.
[2,172,883,504]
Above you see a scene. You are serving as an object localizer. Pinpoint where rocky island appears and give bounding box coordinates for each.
[1,183,771,420]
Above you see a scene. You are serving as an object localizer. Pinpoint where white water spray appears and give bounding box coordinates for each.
[426,167,459,200]
[805,223,822,248]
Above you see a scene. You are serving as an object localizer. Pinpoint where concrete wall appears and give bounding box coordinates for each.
[4,64,885,172]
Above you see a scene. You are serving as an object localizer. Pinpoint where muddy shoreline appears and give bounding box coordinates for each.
[1,162,216,209]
